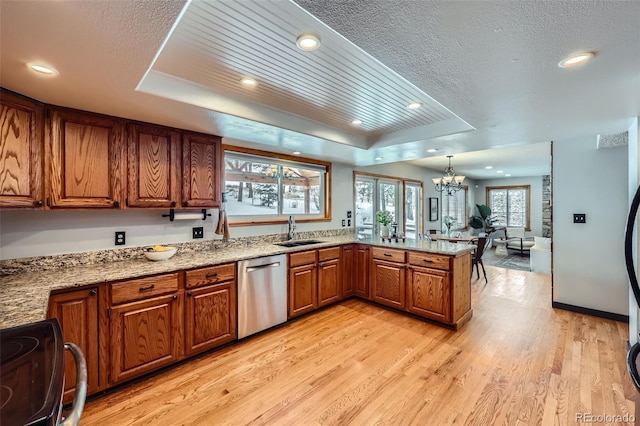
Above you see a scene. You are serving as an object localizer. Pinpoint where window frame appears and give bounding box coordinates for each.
[441,186,469,231]
[223,145,331,226]
[485,185,531,231]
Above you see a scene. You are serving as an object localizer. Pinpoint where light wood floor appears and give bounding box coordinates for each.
[81,266,636,425]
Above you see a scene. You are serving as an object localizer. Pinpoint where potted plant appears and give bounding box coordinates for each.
[443,215,456,237]
[469,204,495,234]
[376,210,393,237]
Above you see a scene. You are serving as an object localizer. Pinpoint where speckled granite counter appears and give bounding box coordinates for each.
[0,235,474,329]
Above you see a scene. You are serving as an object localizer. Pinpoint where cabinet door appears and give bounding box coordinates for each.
[181,132,221,208]
[47,108,124,208]
[318,258,341,307]
[407,266,451,323]
[0,90,44,208]
[185,282,236,357]
[342,245,354,298]
[371,259,405,309]
[110,293,181,384]
[47,288,99,404]
[354,245,370,299]
[127,123,180,208]
[288,263,317,318]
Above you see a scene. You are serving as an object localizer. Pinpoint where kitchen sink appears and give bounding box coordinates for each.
[275,239,324,247]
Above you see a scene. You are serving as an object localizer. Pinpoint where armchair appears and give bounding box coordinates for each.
[505,227,535,255]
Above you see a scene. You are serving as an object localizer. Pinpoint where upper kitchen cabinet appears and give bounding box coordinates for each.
[0,89,45,208]
[181,132,221,208]
[46,108,124,208]
[126,123,181,208]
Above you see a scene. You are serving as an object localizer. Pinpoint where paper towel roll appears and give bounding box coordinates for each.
[172,212,204,220]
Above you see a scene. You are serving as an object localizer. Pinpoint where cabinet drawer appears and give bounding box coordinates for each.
[185,263,236,289]
[289,250,317,267]
[407,252,451,271]
[111,273,179,305]
[318,246,340,261]
[371,247,405,263]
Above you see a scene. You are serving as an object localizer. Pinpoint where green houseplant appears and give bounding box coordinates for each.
[469,204,495,233]
[376,210,393,237]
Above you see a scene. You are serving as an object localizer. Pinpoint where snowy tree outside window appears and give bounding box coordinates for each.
[487,185,530,229]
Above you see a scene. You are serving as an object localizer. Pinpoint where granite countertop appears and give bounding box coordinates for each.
[0,236,474,329]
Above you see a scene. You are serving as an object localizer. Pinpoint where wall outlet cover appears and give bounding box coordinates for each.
[347,211,352,218]
[341,219,346,227]
[115,231,125,246]
[347,219,351,227]
[573,213,586,224]
[193,226,204,239]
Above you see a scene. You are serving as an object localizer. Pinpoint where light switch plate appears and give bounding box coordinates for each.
[573,213,586,224]
[115,231,125,246]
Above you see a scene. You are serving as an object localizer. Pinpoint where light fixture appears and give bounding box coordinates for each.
[407,102,422,109]
[432,155,465,196]
[296,33,320,51]
[351,119,362,125]
[485,166,493,169]
[27,63,58,75]
[505,174,512,177]
[558,51,595,68]
[240,77,257,86]
[292,151,301,155]
[374,156,383,161]
[427,148,438,153]
[496,170,504,174]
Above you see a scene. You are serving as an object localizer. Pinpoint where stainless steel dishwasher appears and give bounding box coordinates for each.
[237,254,288,339]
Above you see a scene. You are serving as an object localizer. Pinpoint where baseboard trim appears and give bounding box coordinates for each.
[552,301,629,323]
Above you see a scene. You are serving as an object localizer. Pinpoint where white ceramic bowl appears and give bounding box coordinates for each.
[144,247,177,261]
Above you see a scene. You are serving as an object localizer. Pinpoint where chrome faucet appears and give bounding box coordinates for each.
[288,215,296,240]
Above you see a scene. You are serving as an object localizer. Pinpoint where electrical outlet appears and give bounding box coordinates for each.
[192,226,204,239]
[115,231,125,246]
[347,219,351,227]
[342,219,346,227]
[346,210,352,218]
[573,213,586,224]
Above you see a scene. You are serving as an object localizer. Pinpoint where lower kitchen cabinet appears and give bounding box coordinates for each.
[288,262,317,318]
[317,247,341,307]
[341,245,354,297]
[185,281,236,357]
[406,266,451,323]
[354,245,370,299]
[371,259,406,309]
[109,273,182,384]
[47,287,100,404]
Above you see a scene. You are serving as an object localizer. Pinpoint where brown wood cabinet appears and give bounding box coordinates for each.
[341,245,354,297]
[109,274,182,384]
[317,247,341,307]
[126,123,181,208]
[181,132,222,208]
[406,266,451,323]
[0,89,44,208]
[47,287,100,404]
[354,245,370,299]
[371,248,406,310]
[184,263,237,357]
[47,108,124,208]
[288,251,318,318]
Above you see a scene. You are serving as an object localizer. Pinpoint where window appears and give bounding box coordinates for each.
[224,148,330,224]
[441,187,468,231]
[404,182,422,239]
[486,185,531,230]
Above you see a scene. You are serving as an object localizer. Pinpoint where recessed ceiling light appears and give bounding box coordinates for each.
[296,33,320,51]
[374,156,383,161]
[496,170,504,174]
[407,102,422,109]
[240,77,257,86]
[292,151,301,155]
[485,166,493,169]
[427,148,438,153]
[505,174,512,177]
[27,63,58,75]
[351,119,362,125]
[558,51,595,68]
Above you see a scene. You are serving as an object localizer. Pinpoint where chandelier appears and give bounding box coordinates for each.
[432,155,465,196]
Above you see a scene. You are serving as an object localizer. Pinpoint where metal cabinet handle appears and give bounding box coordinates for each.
[383,253,392,257]
[89,289,97,296]
[60,343,87,426]
[182,201,189,207]
[422,258,434,263]
[206,272,219,279]
[171,201,177,207]
[36,200,44,207]
[139,284,155,292]
[113,200,120,208]
[173,295,178,300]
[187,291,192,297]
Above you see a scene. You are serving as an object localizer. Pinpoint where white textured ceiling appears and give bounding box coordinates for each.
[1,0,639,176]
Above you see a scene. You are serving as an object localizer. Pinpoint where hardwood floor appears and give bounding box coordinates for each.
[81,266,636,425]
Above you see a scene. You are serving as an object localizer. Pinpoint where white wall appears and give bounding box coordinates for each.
[473,176,545,237]
[629,118,639,342]
[0,162,354,260]
[553,135,629,315]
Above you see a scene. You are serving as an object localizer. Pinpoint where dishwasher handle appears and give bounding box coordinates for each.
[246,261,281,273]
[61,342,87,426]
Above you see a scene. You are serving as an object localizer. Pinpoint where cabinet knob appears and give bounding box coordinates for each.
[187,291,192,297]
[182,201,189,207]
[171,201,177,207]
[36,200,44,207]
[113,200,120,208]
[89,289,97,296]
[173,295,178,300]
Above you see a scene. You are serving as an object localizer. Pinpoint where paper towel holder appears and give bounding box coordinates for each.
[162,209,211,222]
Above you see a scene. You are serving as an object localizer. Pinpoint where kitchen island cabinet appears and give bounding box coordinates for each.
[371,247,406,310]
[0,89,45,208]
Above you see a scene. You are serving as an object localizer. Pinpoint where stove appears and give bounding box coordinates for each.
[0,319,83,426]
